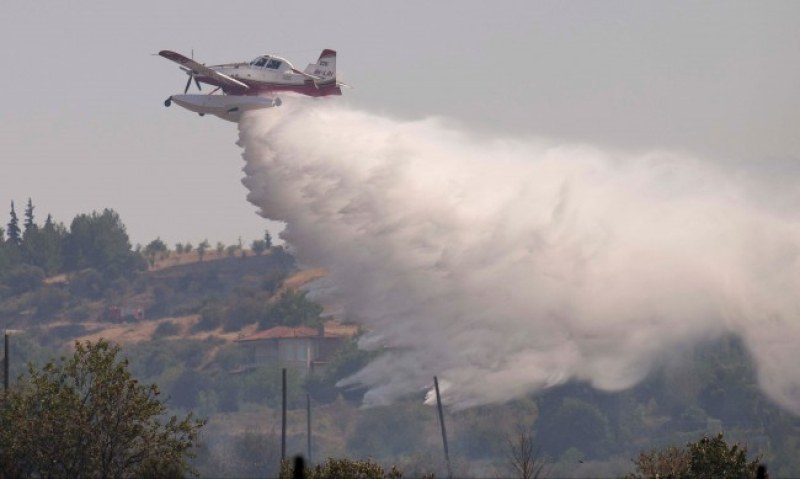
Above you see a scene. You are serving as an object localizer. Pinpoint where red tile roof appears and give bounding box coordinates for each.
[238,326,319,342]
[236,321,358,342]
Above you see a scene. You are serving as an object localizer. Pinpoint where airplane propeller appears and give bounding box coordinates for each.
[181,49,203,94]
[183,72,202,94]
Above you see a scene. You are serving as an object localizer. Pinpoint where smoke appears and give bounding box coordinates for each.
[238,99,800,412]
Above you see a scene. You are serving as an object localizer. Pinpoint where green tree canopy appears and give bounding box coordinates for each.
[22,214,66,275]
[6,201,21,247]
[260,289,323,329]
[0,339,205,478]
[144,237,169,267]
[63,209,145,278]
[197,239,209,261]
[251,239,267,256]
[630,433,762,479]
[280,457,406,479]
[23,197,36,237]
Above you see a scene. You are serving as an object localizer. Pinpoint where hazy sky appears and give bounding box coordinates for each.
[1,1,797,246]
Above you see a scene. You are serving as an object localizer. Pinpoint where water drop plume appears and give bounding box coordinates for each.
[238,99,800,412]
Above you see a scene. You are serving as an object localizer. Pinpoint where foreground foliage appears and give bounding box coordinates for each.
[279,457,426,479]
[0,340,205,478]
[629,433,761,479]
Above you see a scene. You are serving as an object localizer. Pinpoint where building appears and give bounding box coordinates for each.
[236,320,358,373]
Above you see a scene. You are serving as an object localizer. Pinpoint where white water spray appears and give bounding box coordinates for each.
[239,100,800,412]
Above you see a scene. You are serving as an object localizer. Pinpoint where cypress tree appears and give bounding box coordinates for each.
[23,198,36,235]
[7,201,21,246]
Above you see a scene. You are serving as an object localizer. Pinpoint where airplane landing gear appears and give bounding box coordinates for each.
[198,113,205,117]
[164,97,172,107]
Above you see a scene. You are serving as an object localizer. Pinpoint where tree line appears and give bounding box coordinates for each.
[0,199,145,287]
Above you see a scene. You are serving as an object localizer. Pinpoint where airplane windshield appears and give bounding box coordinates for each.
[252,57,268,67]
[266,59,282,69]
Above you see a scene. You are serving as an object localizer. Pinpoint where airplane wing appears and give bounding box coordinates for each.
[159,50,249,90]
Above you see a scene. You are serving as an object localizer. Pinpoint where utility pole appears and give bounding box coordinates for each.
[3,332,9,392]
[281,368,287,462]
[306,393,312,465]
[434,376,452,479]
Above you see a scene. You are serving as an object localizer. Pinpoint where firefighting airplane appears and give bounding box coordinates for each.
[159,49,343,121]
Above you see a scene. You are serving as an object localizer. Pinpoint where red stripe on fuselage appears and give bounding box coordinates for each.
[196,76,341,97]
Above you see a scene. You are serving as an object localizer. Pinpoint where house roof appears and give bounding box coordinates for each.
[237,321,359,342]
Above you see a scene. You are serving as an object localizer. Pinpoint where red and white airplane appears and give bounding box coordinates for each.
[159,49,343,121]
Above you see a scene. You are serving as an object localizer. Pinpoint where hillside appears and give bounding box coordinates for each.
[2,209,800,477]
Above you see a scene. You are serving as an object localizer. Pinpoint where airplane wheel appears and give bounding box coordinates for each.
[198,113,205,117]
[164,98,172,107]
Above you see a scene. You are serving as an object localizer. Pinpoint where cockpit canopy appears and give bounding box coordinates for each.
[250,55,291,71]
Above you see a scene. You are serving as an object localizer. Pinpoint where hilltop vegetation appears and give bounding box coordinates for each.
[1,202,799,477]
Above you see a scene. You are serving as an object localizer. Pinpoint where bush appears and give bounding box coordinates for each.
[48,323,89,340]
[225,296,268,332]
[68,268,105,299]
[193,302,224,332]
[67,304,93,322]
[347,403,427,458]
[260,269,287,293]
[33,286,69,319]
[260,289,322,329]
[153,320,181,338]
[2,264,45,294]
[280,457,408,479]
[168,368,205,409]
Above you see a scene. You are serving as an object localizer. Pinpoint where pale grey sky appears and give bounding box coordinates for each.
[1,1,798,246]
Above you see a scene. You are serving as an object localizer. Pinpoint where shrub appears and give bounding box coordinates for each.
[153,320,181,338]
[68,268,105,299]
[33,286,69,319]
[2,264,45,294]
[280,457,408,479]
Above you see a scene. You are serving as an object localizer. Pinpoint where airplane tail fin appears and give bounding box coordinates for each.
[304,49,337,84]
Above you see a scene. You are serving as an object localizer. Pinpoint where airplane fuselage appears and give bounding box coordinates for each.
[160,49,341,121]
[201,54,340,97]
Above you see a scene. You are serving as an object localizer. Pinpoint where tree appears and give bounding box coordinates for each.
[144,237,168,268]
[264,230,273,249]
[197,239,209,261]
[505,429,547,479]
[629,433,761,479]
[261,289,323,328]
[63,209,146,279]
[280,457,406,479]
[215,241,225,255]
[629,445,690,478]
[6,201,21,247]
[687,434,761,479]
[0,339,205,478]
[251,239,267,256]
[22,214,66,275]
[23,197,36,237]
